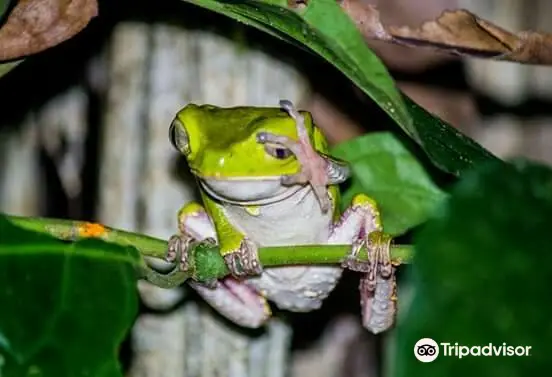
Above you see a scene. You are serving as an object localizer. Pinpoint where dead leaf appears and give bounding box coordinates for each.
[339,1,552,65]
[0,0,98,61]
[339,0,393,42]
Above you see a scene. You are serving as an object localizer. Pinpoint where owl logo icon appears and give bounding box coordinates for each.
[414,338,439,362]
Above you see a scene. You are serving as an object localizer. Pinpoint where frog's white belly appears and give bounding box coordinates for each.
[222,186,343,311]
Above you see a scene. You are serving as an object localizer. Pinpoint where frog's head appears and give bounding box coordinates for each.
[169,103,329,204]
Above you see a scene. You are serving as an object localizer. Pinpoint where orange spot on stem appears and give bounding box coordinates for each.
[79,222,107,238]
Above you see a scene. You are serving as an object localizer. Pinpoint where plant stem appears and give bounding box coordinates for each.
[5,214,414,287]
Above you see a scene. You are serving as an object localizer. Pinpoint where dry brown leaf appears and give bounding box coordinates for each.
[359,0,458,72]
[340,1,552,65]
[0,0,98,61]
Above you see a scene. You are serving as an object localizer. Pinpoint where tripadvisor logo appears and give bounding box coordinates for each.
[414,338,532,362]
[414,338,439,362]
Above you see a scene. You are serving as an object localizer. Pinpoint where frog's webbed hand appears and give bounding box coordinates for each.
[222,238,262,277]
[166,202,271,328]
[332,194,397,334]
[256,99,350,213]
[166,234,198,281]
[353,232,396,334]
[166,202,218,287]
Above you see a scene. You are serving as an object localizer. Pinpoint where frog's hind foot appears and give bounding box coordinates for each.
[189,277,271,328]
[358,267,397,334]
[223,238,263,278]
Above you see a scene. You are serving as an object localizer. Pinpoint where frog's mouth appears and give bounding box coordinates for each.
[198,177,307,206]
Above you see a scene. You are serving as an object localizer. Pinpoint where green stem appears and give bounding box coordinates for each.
[5,214,414,288]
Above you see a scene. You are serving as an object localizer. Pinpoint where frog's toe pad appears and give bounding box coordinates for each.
[167,233,193,272]
[341,239,371,273]
[341,256,371,273]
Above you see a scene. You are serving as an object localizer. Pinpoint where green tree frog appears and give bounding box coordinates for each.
[166,100,397,334]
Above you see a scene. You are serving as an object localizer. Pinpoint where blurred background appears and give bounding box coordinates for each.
[0,0,550,376]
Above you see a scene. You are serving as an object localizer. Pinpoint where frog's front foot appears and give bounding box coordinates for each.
[223,238,263,278]
[343,233,396,334]
[166,233,219,288]
[338,194,397,334]
[166,233,194,272]
[342,231,394,284]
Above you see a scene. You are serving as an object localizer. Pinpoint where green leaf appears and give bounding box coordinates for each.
[0,215,139,377]
[403,94,498,176]
[332,132,446,236]
[393,159,552,377]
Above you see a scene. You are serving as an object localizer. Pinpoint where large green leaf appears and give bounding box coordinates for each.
[393,159,552,377]
[332,132,446,236]
[402,94,498,176]
[0,215,139,377]
[181,0,496,176]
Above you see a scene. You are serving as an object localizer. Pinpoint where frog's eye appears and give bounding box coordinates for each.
[169,118,190,154]
[264,145,292,160]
